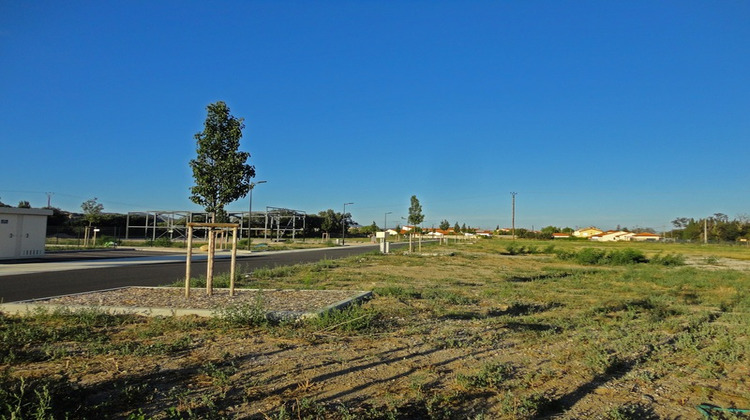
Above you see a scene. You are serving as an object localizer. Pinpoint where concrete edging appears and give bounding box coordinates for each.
[0,287,374,321]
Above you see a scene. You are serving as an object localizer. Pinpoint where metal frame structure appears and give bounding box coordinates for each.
[125,211,193,241]
[264,207,307,241]
[126,208,307,241]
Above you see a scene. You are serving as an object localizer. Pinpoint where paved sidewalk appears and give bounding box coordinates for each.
[0,244,380,277]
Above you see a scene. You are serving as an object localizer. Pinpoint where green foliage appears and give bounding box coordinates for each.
[306,305,381,334]
[0,375,54,419]
[151,237,173,247]
[423,289,479,305]
[215,293,268,327]
[81,197,103,226]
[607,248,648,265]
[408,195,424,226]
[374,286,422,299]
[317,209,352,236]
[504,243,547,255]
[556,248,661,266]
[252,265,300,279]
[457,361,514,389]
[189,101,255,222]
[649,253,686,266]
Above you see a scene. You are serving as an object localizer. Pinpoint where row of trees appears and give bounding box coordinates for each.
[671,214,750,242]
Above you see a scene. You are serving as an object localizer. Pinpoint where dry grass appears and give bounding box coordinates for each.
[2,238,749,419]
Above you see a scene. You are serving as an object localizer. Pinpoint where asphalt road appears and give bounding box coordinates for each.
[0,244,401,303]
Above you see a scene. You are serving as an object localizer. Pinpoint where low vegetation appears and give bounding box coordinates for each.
[2,239,750,418]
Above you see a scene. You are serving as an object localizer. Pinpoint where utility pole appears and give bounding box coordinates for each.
[45,192,54,208]
[384,212,392,232]
[704,218,708,244]
[510,192,517,239]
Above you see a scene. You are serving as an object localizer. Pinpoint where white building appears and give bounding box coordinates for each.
[0,208,52,260]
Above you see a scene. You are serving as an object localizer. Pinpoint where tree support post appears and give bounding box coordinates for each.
[230,226,238,296]
[185,225,194,298]
[206,229,215,296]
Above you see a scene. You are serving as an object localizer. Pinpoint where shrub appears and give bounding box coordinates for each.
[306,305,381,334]
[504,243,526,255]
[215,293,268,327]
[606,249,648,265]
[650,253,685,266]
[557,248,663,266]
[373,286,421,299]
[575,248,607,265]
[152,237,173,247]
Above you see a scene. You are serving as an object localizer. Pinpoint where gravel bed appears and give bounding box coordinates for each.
[32,287,366,313]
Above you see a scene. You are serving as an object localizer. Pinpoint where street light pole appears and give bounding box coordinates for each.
[510,192,517,240]
[384,212,392,232]
[247,180,267,250]
[342,202,354,245]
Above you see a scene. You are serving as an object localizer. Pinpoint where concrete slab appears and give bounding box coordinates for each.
[0,287,373,321]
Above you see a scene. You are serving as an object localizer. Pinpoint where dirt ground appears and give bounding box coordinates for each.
[3,242,750,419]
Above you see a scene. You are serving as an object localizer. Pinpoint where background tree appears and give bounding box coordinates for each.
[189,101,255,222]
[319,209,339,236]
[439,219,450,230]
[17,201,31,208]
[318,209,352,237]
[454,222,461,233]
[357,221,379,236]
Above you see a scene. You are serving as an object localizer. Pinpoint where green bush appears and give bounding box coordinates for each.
[575,248,607,265]
[606,248,648,265]
[306,305,381,333]
[215,294,267,327]
[557,248,662,266]
[649,253,685,266]
[504,243,523,255]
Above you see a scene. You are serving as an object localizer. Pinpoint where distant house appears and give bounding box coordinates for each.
[552,233,571,239]
[572,227,603,238]
[631,232,661,242]
[475,230,493,237]
[590,231,633,242]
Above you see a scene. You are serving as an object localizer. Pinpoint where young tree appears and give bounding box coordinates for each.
[454,222,461,233]
[408,195,424,227]
[81,198,104,246]
[439,219,450,230]
[81,198,104,227]
[189,101,255,222]
[408,195,424,252]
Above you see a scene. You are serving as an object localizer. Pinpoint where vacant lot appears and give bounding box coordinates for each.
[2,239,749,419]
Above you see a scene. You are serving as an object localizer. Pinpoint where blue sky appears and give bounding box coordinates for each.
[1,1,748,231]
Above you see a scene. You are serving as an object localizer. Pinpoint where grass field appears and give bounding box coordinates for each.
[3,238,750,419]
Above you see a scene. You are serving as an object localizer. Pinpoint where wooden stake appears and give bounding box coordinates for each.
[230,227,238,296]
[206,230,214,296]
[185,225,193,298]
